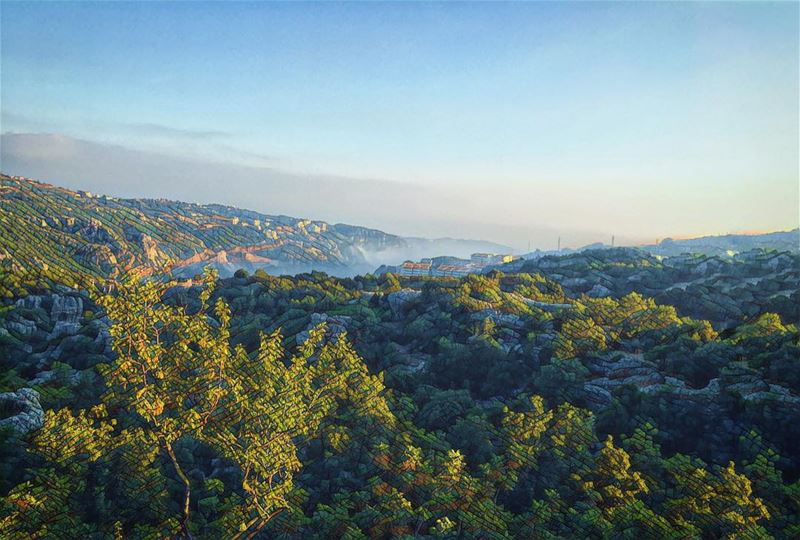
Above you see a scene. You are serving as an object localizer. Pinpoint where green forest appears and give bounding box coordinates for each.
[1,243,799,539]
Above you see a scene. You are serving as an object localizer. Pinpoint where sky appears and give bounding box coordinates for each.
[1,1,798,250]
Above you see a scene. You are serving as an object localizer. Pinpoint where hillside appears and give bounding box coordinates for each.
[516,230,799,261]
[0,174,408,294]
[643,230,800,257]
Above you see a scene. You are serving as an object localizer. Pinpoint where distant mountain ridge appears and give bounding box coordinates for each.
[517,230,799,261]
[642,229,799,257]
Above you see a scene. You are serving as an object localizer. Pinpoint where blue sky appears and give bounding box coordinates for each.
[1,1,798,248]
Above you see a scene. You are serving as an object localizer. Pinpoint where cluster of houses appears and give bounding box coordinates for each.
[395,253,518,278]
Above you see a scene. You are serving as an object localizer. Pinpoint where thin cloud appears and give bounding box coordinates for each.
[0,111,57,132]
[123,122,229,140]
[0,132,603,249]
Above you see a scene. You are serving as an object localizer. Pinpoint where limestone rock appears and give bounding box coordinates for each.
[6,319,36,336]
[387,289,421,317]
[296,313,352,345]
[0,388,44,435]
[471,309,525,330]
[49,294,84,338]
[584,384,614,408]
[587,284,613,298]
[14,295,43,310]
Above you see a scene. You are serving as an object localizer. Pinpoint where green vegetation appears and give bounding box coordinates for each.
[1,176,799,537]
[1,250,798,538]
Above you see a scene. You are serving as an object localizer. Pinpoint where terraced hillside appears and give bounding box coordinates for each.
[0,174,407,296]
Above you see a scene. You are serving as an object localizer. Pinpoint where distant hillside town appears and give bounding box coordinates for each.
[376,226,800,278]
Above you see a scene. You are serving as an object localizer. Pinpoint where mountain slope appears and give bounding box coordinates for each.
[516,230,799,261]
[0,174,407,294]
[642,230,800,256]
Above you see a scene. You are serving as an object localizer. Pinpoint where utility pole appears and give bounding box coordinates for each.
[557,236,561,252]
[611,235,615,247]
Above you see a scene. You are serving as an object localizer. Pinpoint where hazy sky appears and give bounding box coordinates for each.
[1,1,798,249]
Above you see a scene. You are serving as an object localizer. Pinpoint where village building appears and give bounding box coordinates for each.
[431,264,475,277]
[398,260,433,277]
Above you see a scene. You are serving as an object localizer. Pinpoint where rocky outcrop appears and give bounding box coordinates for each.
[7,293,85,339]
[0,388,44,435]
[717,364,800,404]
[125,226,166,264]
[77,221,114,244]
[509,293,573,312]
[387,289,421,317]
[2,291,111,374]
[49,294,84,338]
[587,284,613,298]
[74,243,118,274]
[583,384,614,408]
[14,295,43,310]
[28,367,83,387]
[583,354,800,410]
[296,313,352,346]
[471,309,525,331]
[583,354,665,403]
[560,277,590,291]
[6,319,37,336]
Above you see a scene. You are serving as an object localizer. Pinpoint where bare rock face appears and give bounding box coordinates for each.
[585,354,663,389]
[125,226,166,264]
[7,293,85,339]
[49,294,84,338]
[0,388,44,435]
[14,296,43,310]
[586,284,613,298]
[296,313,353,346]
[471,309,525,331]
[74,243,118,273]
[560,277,590,291]
[77,221,114,244]
[387,289,421,317]
[6,319,36,336]
[583,354,800,413]
[140,234,165,264]
[583,384,614,408]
